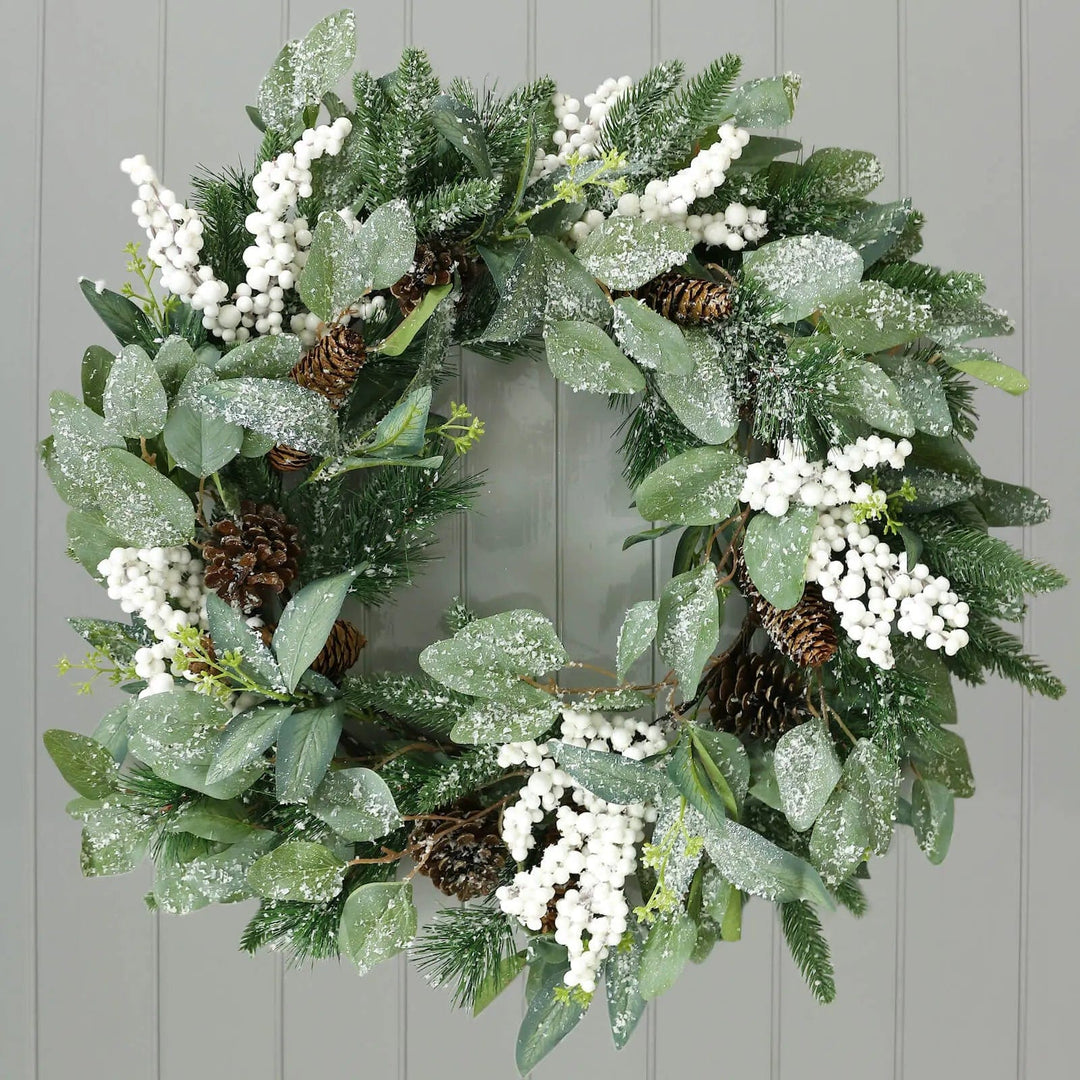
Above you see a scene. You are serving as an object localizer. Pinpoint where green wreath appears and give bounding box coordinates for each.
[41,10,1066,1073]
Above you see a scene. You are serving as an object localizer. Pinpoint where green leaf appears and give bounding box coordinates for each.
[67,616,144,666]
[420,610,567,699]
[127,690,264,798]
[257,9,356,130]
[823,281,931,354]
[973,478,1051,527]
[941,346,1029,395]
[42,729,118,798]
[544,320,644,395]
[46,391,125,511]
[153,833,273,913]
[742,234,864,324]
[667,735,734,831]
[701,815,834,906]
[97,447,196,546]
[605,931,647,1048]
[515,957,587,1074]
[152,336,198,396]
[450,695,560,745]
[575,216,694,290]
[639,911,697,999]
[722,73,801,127]
[657,565,721,695]
[691,728,750,808]
[367,387,431,458]
[804,147,884,199]
[836,358,915,436]
[163,403,243,477]
[92,702,132,762]
[616,599,658,679]
[272,568,360,691]
[247,840,346,902]
[911,777,954,864]
[81,345,114,414]
[612,297,693,376]
[167,799,260,844]
[66,510,125,580]
[551,742,669,804]
[907,727,974,799]
[843,739,899,852]
[239,428,276,458]
[275,703,345,803]
[206,702,293,785]
[635,445,743,525]
[478,238,549,341]
[70,798,154,877]
[534,236,611,324]
[79,278,155,347]
[378,284,453,357]
[772,721,842,831]
[904,433,983,512]
[654,328,739,444]
[215,334,302,379]
[430,94,492,176]
[742,504,818,610]
[338,881,417,973]
[102,344,168,438]
[809,788,871,886]
[356,200,419,290]
[829,199,913,267]
[205,592,285,691]
[310,767,402,841]
[474,952,527,1016]
[200,377,340,455]
[876,353,952,436]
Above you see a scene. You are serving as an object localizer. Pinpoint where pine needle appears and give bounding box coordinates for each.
[781,900,837,1004]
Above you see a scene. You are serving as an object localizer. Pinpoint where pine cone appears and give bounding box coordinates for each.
[268,443,312,472]
[390,242,460,316]
[203,502,302,613]
[704,649,810,742]
[309,618,366,682]
[407,812,507,902]
[631,270,733,324]
[735,556,838,668]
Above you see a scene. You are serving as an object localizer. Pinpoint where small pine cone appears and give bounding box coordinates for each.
[290,323,367,409]
[203,501,302,614]
[735,556,838,668]
[390,243,459,316]
[631,270,733,325]
[407,814,508,902]
[268,443,312,472]
[704,649,810,743]
[309,618,366,682]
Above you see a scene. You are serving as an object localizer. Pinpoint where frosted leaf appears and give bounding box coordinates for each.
[634,444,744,525]
[550,742,668,804]
[430,94,492,177]
[836,358,914,437]
[207,703,294,784]
[974,478,1050,527]
[808,788,871,886]
[257,9,357,131]
[102,344,167,438]
[742,503,818,610]
[450,695,560,746]
[616,599,659,680]
[199,377,340,454]
[172,362,215,409]
[69,797,154,877]
[575,216,694,290]
[215,334,302,379]
[830,199,912,266]
[638,910,697,1000]
[46,391,125,511]
[804,148,885,199]
[544,319,645,394]
[539,237,610,325]
[612,297,693,376]
[96,446,196,547]
[42,729,118,799]
[206,592,286,691]
[773,720,842,832]
[904,433,983,513]
[877,352,953,436]
[654,328,739,444]
[656,565,721,695]
[702,816,832,906]
[310,767,402,842]
[162,402,243,478]
[941,346,1029,394]
[724,73,801,128]
[477,238,549,341]
[338,881,417,974]
[275,704,344,804]
[742,234,864,324]
[823,280,932,354]
[605,929,647,1049]
[153,834,274,914]
[931,302,1014,345]
[843,739,899,853]
[153,336,198,396]
[654,800,703,901]
[911,777,956,864]
[247,840,347,902]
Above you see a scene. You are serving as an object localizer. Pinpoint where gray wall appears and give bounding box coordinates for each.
[3,1,1076,1077]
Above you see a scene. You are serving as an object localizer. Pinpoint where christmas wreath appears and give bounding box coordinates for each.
[41,10,1066,1073]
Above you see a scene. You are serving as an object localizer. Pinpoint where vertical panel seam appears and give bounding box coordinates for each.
[1015,0,1032,1076]
[31,1,47,1076]
[893,3,909,1078]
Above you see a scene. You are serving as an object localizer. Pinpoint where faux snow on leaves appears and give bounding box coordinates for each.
[575,216,694,290]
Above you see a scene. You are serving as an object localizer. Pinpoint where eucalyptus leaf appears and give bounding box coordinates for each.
[616,599,658,680]
[551,742,669,804]
[102,344,168,438]
[450,695,560,746]
[656,565,721,695]
[42,729,119,798]
[605,929,647,1048]
[575,216,694,290]
[722,73,801,127]
[639,911,697,999]
[275,703,344,803]
[206,702,294,785]
[215,334,302,379]
[911,777,954,864]
[654,328,739,444]
[876,353,952,436]
[809,787,872,886]
[338,881,417,974]
[311,767,401,841]
[79,278,156,348]
[247,840,346,902]
[742,504,818,610]
[153,336,199,396]
[612,297,693,375]
[71,799,155,877]
[515,956,586,1074]
[97,447,196,546]
[973,478,1051,527]
[66,510,125,580]
[153,833,273,913]
[634,445,743,525]
[941,346,1029,395]
[167,799,260,844]
[773,720,842,832]
[544,320,645,394]
[81,345,114,414]
[804,147,884,199]
[91,702,132,763]
[430,94,492,176]
[823,281,931,354]
[163,403,243,477]
[47,391,125,511]
[205,592,286,690]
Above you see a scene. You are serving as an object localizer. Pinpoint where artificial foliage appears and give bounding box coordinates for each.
[40,10,1066,1072]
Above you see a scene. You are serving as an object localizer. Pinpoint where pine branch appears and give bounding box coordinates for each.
[411,176,502,236]
[598,60,686,157]
[615,382,703,490]
[189,164,256,289]
[946,612,1065,699]
[936,361,980,441]
[240,894,347,964]
[342,671,472,739]
[781,900,837,1004]
[412,902,519,1010]
[833,877,868,918]
[379,746,506,817]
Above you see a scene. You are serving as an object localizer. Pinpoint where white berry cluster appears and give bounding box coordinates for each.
[741,436,913,518]
[495,709,667,994]
[806,507,971,667]
[532,76,633,179]
[121,155,224,311]
[98,546,208,698]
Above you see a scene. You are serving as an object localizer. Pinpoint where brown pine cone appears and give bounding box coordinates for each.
[631,270,733,324]
[735,555,838,668]
[267,443,312,472]
[309,618,366,682]
[390,242,460,316]
[407,812,508,902]
[704,649,810,743]
[203,501,302,613]
[290,323,367,409]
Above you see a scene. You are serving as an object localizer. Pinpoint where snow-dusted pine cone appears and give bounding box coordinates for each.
[390,242,460,315]
[631,270,734,324]
[290,323,367,409]
[310,618,366,682]
[407,813,508,902]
